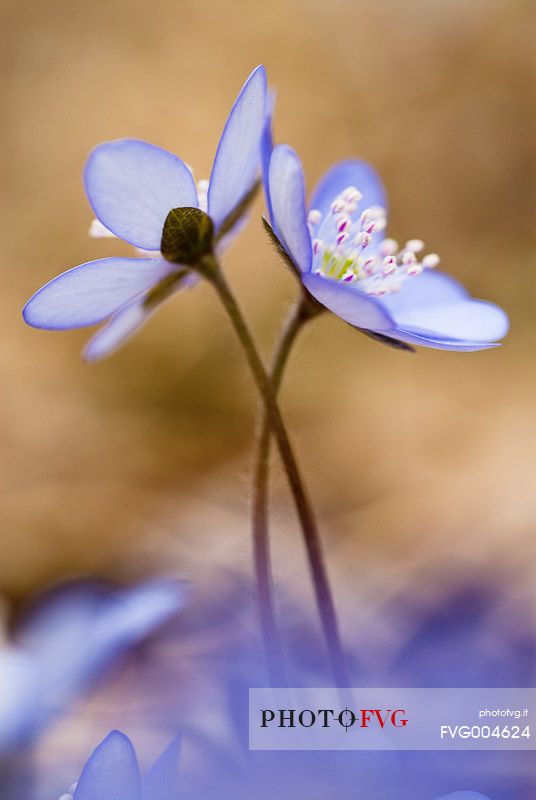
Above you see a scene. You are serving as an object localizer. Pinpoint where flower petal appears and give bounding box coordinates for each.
[23,258,175,330]
[378,270,509,345]
[84,139,198,250]
[261,90,276,224]
[74,730,141,800]
[377,269,468,310]
[17,579,186,715]
[83,272,198,362]
[82,299,156,361]
[386,327,502,351]
[434,794,490,800]
[0,651,41,751]
[309,159,388,220]
[302,273,393,330]
[141,735,181,800]
[208,65,267,231]
[268,145,312,272]
[390,301,508,344]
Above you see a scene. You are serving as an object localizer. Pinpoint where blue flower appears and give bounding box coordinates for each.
[64,730,180,800]
[0,579,185,753]
[266,145,509,351]
[63,731,487,800]
[435,795,490,800]
[23,66,268,361]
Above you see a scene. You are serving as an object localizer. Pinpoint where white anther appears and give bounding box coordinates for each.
[88,218,116,238]
[407,263,423,276]
[360,209,372,226]
[422,253,440,268]
[405,239,425,253]
[336,231,349,246]
[382,256,397,275]
[355,231,371,248]
[362,258,376,276]
[331,199,345,215]
[196,179,209,194]
[308,209,322,226]
[341,186,362,203]
[381,238,399,255]
[313,238,323,255]
[366,284,388,296]
[368,205,387,219]
[401,250,417,265]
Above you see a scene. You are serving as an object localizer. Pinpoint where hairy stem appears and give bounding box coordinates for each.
[252,299,313,685]
[201,256,348,687]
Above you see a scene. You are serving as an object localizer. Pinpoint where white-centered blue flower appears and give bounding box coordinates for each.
[23,66,268,361]
[0,579,185,753]
[266,145,509,351]
[59,730,180,800]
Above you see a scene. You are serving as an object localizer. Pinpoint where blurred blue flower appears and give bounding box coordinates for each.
[435,795,490,800]
[23,66,268,361]
[64,730,487,800]
[0,579,185,753]
[63,730,180,800]
[137,577,527,800]
[266,145,508,351]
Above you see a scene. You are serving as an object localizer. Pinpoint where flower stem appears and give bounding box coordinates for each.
[200,255,348,687]
[253,297,321,685]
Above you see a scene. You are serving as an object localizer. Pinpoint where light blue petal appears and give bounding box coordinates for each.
[261,90,276,224]
[268,145,312,273]
[90,579,187,655]
[389,300,508,343]
[302,273,393,331]
[17,579,186,717]
[0,652,41,751]
[379,270,509,344]
[85,139,198,250]
[378,269,468,310]
[83,298,154,362]
[23,258,175,330]
[74,731,141,800]
[83,272,198,362]
[386,327,501,351]
[309,159,388,219]
[208,65,267,231]
[141,735,181,800]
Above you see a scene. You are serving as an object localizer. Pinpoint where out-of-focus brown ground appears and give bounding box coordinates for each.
[1,0,535,629]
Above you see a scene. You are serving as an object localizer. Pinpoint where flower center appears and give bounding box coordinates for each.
[308,186,440,296]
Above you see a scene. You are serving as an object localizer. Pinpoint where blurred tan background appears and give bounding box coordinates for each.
[1,0,535,636]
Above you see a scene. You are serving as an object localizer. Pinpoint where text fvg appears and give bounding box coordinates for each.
[260,708,408,730]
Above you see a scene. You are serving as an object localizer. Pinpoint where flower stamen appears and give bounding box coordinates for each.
[311,185,440,296]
